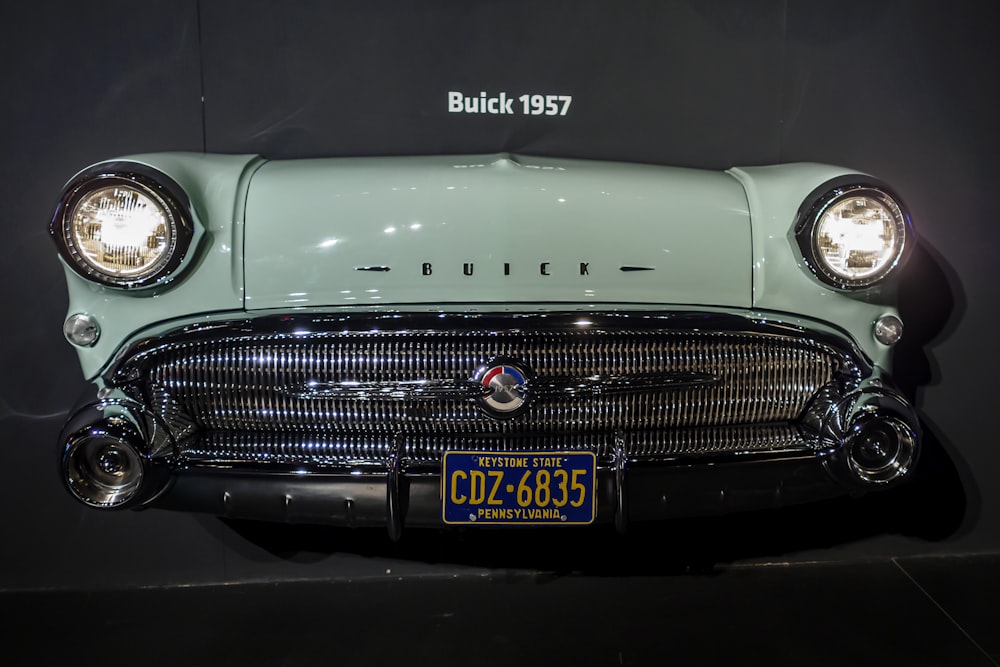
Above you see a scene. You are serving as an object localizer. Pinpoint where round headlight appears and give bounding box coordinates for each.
[52,168,192,289]
[797,183,911,289]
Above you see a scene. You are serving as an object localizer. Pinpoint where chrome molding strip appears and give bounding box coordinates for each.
[277,371,720,401]
[278,378,484,401]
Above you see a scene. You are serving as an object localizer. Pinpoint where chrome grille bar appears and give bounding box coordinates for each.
[181,424,810,467]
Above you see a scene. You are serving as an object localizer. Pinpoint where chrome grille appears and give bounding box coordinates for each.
[118,314,854,457]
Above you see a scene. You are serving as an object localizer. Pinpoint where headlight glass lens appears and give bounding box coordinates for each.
[68,183,175,281]
[53,169,192,289]
[801,186,909,288]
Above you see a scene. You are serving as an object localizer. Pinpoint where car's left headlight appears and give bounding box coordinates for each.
[51,168,193,289]
[796,183,912,289]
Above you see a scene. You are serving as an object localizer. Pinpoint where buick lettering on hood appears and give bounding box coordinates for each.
[50,153,919,537]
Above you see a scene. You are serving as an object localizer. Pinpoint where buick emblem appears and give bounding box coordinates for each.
[474,358,531,418]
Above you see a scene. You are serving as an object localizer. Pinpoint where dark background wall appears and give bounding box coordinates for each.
[2,0,997,591]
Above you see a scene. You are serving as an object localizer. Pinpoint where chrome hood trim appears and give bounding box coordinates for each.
[110,310,871,383]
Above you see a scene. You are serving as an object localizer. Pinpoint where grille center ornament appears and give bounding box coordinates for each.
[474,358,531,418]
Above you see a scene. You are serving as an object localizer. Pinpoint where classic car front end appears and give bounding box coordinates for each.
[50,153,919,536]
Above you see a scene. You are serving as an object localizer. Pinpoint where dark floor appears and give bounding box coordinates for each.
[1,553,997,666]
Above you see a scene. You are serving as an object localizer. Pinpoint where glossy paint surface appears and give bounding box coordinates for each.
[242,154,753,310]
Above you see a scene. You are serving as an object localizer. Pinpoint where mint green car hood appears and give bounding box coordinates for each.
[242,154,752,309]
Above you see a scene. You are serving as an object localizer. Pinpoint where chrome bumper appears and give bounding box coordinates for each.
[58,396,919,539]
[154,452,844,534]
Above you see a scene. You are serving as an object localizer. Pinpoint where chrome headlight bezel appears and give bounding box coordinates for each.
[50,164,194,290]
[795,178,913,290]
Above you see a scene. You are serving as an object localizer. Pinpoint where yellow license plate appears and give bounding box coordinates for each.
[441,451,596,525]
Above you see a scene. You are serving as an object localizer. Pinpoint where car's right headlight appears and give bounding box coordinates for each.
[51,166,193,289]
[796,182,912,289]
